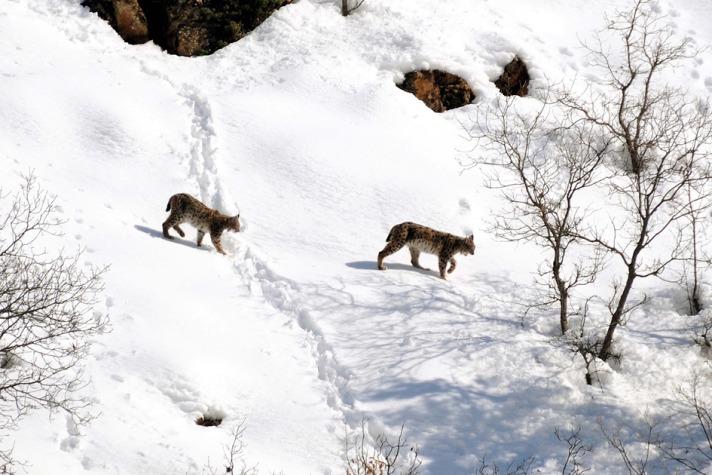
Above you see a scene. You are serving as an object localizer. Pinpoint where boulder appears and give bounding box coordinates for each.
[397,70,475,112]
[494,56,530,97]
[113,0,149,44]
[81,0,149,44]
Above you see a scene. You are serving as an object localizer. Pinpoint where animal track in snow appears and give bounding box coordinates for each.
[181,86,229,211]
[134,58,355,433]
[59,436,79,452]
[59,415,81,452]
[170,93,356,421]
[458,198,471,213]
[81,457,95,470]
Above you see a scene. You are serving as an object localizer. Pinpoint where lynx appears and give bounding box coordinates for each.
[162,193,240,255]
[377,222,475,279]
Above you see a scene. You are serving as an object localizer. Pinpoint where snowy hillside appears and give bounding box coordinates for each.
[2,0,712,473]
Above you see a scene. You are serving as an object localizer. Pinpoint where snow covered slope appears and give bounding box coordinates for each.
[1,0,712,473]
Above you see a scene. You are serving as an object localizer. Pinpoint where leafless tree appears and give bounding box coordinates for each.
[467,92,610,335]
[0,175,108,466]
[341,0,366,16]
[344,420,422,475]
[559,0,712,361]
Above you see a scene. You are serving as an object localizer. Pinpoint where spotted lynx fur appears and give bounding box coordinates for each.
[162,193,240,254]
[377,222,475,279]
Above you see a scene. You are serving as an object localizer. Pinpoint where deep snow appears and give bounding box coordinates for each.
[1,0,712,473]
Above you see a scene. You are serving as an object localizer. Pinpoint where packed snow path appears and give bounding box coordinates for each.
[2,0,712,473]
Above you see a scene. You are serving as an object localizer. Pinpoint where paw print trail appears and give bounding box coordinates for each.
[137,57,360,459]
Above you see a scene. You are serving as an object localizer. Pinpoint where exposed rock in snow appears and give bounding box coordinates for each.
[114,0,149,43]
[494,56,530,96]
[397,70,475,112]
[81,0,292,56]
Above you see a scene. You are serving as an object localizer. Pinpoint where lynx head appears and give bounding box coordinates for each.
[463,234,475,255]
[228,214,241,232]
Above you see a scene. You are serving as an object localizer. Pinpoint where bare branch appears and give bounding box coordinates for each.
[555,425,592,475]
[344,420,422,475]
[0,174,108,468]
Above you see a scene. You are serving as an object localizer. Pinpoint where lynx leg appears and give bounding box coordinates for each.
[377,240,405,270]
[409,247,428,270]
[162,214,180,239]
[196,230,206,247]
[448,257,457,274]
[173,225,185,238]
[210,234,226,255]
[438,255,448,279]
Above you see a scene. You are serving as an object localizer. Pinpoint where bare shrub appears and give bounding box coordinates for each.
[203,420,258,475]
[692,313,712,355]
[555,426,592,475]
[559,300,619,386]
[0,174,108,467]
[475,456,534,475]
[344,420,422,475]
[599,418,662,475]
[655,374,712,473]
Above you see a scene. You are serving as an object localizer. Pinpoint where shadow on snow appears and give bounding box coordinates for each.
[134,224,210,251]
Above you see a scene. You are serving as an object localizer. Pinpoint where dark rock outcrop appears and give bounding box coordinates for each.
[95,0,149,44]
[113,0,150,43]
[82,0,292,56]
[397,70,476,112]
[494,56,530,97]
[82,0,147,43]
